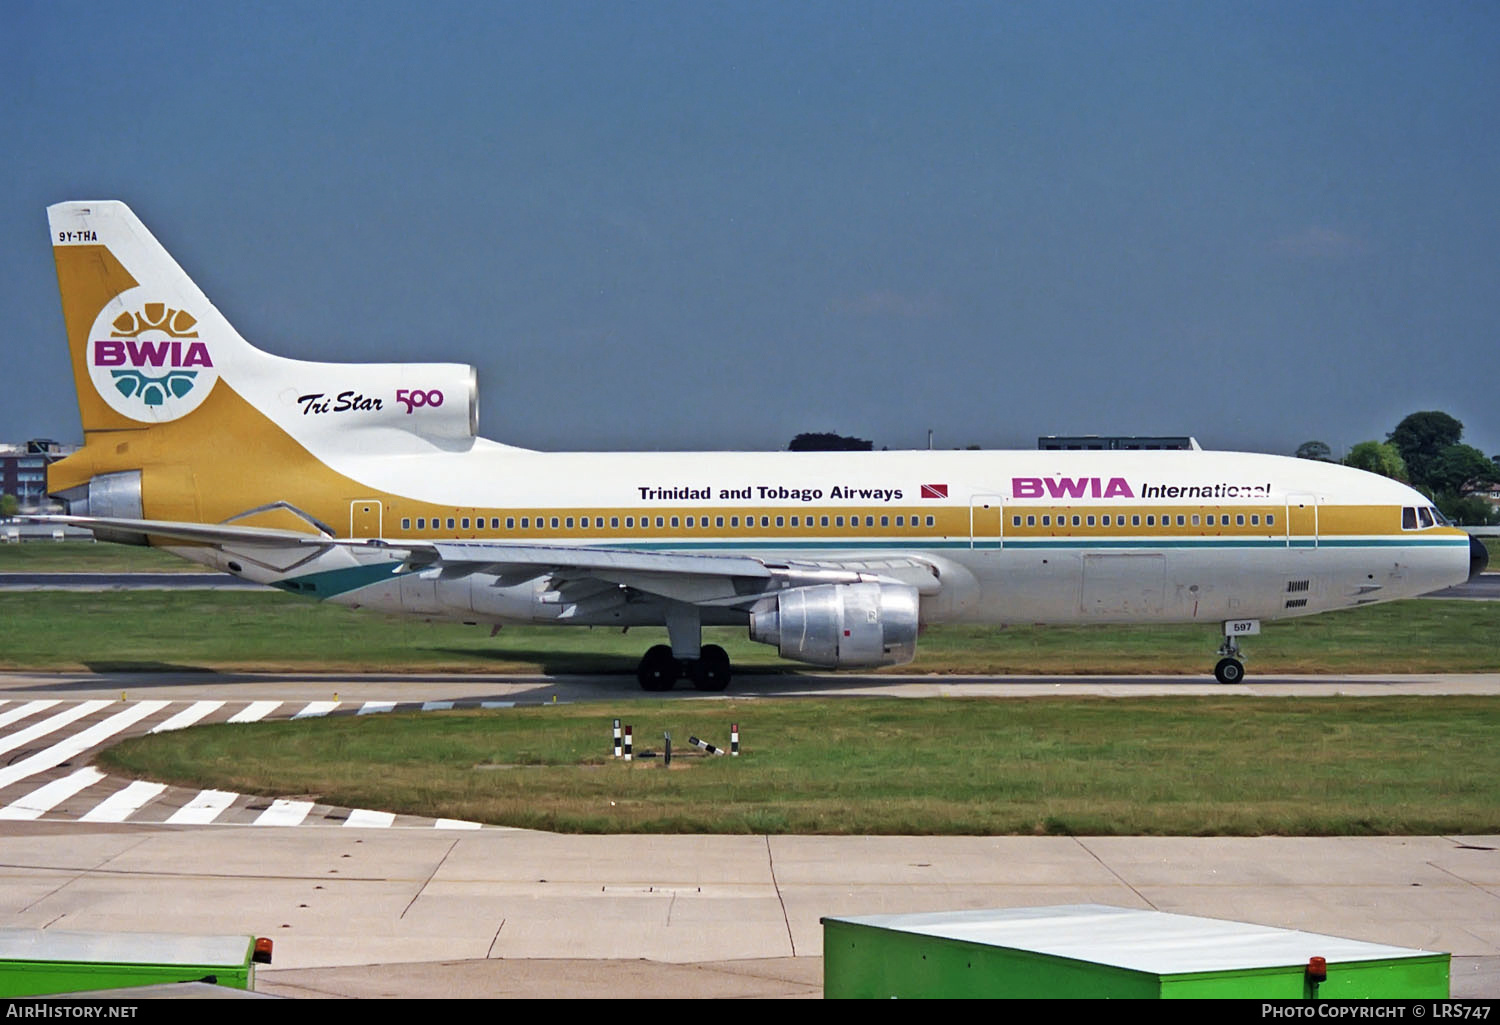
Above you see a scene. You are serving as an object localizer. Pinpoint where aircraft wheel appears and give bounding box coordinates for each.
[638,645,679,691]
[1214,657,1245,685]
[690,644,732,692]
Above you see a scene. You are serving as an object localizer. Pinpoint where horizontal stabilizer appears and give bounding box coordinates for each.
[21,514,332,547]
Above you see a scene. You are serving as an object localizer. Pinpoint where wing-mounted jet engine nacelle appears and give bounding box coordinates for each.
[749,581,920,668]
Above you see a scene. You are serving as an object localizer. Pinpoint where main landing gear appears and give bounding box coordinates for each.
[636,604,732,691]
[637,643,731,692]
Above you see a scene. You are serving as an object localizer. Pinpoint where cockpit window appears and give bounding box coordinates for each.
[1402,507,1418,530]
[1417,507,1435,528]
[1432,506,1452,527]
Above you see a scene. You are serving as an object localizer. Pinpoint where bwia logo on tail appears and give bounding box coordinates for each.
[88,294,218,421]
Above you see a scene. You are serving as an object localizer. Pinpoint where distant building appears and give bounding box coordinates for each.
[1037,435,1201,451]
[1,439,77,510]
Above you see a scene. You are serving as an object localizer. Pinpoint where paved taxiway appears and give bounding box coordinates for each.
[0,671,1496,999]
[1426,572,1500,601]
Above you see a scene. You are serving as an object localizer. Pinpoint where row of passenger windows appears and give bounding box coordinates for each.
[398,513,940,532]
[1012,512,1274,529]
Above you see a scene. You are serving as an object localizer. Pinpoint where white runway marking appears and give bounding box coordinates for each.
[0,701,167,789]
[228,701,281,723]
[166,789,239,825]
[80,780,169,822]
[0,700,61,729]
[150,700,225,733]
[253,799,314,826]
[0,698,521,828]
[0,700,109,757]
[0,767,107,820]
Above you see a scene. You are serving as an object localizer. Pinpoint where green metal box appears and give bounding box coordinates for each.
[823,904,1449,999]
[0,929,258,997]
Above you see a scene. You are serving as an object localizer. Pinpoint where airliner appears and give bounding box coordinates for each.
[34,201,1487,689]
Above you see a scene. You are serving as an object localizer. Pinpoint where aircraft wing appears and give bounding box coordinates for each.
[359,539,943,608]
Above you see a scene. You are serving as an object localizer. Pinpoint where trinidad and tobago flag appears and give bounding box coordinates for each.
[920,484,948,499]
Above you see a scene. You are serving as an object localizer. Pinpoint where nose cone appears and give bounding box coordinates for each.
[1472,534,1491,581]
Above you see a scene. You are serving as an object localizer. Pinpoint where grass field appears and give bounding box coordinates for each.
[0,590,1496,674]
[0,541,195,572]
[96,696,1500,835]
[8,542,1491,838]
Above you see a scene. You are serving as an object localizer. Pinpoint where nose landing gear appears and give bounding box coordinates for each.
[1213,620,1259,684]
[1214,651,1245,685]
[1213,629,1249,684]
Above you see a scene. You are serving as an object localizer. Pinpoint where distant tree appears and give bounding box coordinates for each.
[1427,444,1499,496]
[1344,441,1408,481]
[788,432,873,452]
[1295,440,1333,461]
[1436,493,1500,527]
[1387,411,1463,489]
[0,494,17,518]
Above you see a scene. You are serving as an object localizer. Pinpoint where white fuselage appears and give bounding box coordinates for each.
[183,445,1470,630]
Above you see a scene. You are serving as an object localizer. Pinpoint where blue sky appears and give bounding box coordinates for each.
[3,1,1496,458]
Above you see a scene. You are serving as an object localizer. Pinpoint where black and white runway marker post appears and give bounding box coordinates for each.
[688,736,724,756]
